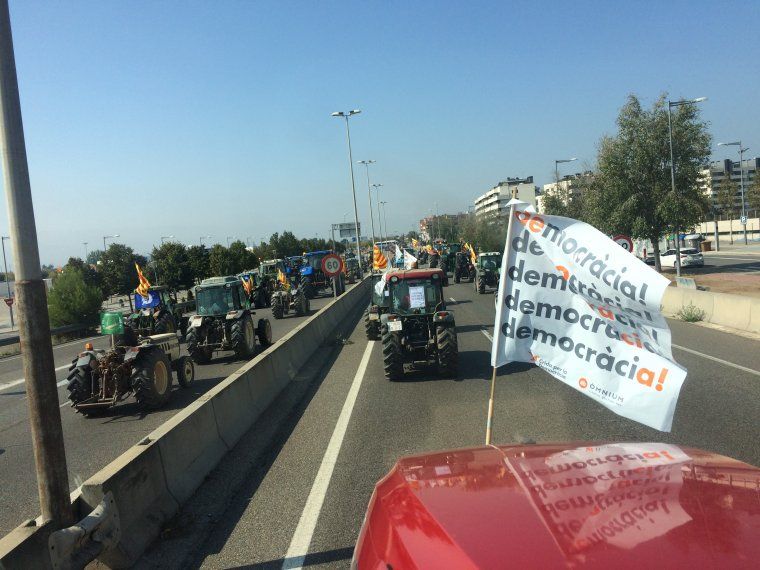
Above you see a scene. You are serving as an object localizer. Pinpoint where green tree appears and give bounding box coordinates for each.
[64,257,103,295]
[228,240,257,273]
[99,243,146,298]
[589,94,711,271]
[86,249,103,265]
[48,268,103,327]
[716,177,737,244]
[187,245,211,283]
[209,244,235,276]
[152,242,194,290]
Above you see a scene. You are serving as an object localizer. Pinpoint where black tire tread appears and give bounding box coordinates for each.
[436,325,458,378]
[132,349,173,410]
[382,330,404,381]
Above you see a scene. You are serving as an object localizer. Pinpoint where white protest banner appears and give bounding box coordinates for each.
[403,249,418,269]
[504,443,692,557]
[491,202,686,431]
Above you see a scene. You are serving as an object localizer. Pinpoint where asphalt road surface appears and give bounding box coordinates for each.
[145,278,760,569]
[0,286,353,535]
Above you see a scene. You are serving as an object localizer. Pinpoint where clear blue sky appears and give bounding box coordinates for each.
[1,0,758,265]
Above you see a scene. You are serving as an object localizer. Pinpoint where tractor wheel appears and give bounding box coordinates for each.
[295,288,308,316]
[257,318,272,347]
[132,349,173,410]
[272,297,285,319]
[382,329,404,381]
[154,312,176,334]
[231,315,256,359]
[303,282,315,299]
[454,271,460,284]
[436,325,459,378]
[121,323,140,346]
[187,327,212,364]
[67,364,97,414]
[364,310,380,341]
[478,277,486,294]
[175,355,195,388]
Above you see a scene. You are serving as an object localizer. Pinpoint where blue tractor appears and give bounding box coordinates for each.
[300,250,345,299]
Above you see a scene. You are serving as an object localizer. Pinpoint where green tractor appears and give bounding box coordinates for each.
[186,276,272,363]
[270,272,310,319]
[475,252,502,294]
[379,268,458,381]
[364,272,392,340]
[127,286,191,339]
[239,270,272,309]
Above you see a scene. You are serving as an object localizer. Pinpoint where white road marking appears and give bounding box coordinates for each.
[283,340,374,569]
[0,364,71,392]
[449,297,457,303]
[672,344,760,377]
[481,329,493,342]
[0,334,103,363]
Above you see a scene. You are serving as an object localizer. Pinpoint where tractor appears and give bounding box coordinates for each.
[259,259,287,282]
[300,250,345,298]
[186,276,272,363]
[271,271,310,319]
[126,286,191,339]
[239,270,272,309]
[453,251,476,283]
[344,255,360,284]
[475,251,502,294]
[364,272,392,340]
[379,268,458,381]
[66,332,194,416]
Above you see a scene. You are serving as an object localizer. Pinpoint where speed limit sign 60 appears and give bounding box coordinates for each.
[321,253,343,277]
[612,234,633,252]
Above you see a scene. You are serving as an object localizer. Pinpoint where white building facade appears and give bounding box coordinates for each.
[474,177,538,218]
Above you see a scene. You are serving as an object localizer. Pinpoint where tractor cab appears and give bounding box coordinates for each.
[195,276,250,317]
[477,251,502,271]
[475,251,502,294]
[386,269,445,316]
[129,286,178,337]
[259,259,286,279]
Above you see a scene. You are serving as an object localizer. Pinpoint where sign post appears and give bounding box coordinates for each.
[322,253,343,298]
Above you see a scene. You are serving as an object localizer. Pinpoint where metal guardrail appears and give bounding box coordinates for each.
[0,323,94,348]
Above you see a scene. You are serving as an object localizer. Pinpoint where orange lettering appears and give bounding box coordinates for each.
[636,367,655,387]
[529,217,545,233]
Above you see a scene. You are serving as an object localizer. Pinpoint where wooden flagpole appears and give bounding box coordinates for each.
[485,187,519,445]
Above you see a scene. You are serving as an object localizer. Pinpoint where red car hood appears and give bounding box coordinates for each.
[355,442,760,569]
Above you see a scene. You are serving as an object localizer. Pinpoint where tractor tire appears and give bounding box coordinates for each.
[382,329,404,381]
[154,312,175,334]
[231,315,256,359]
[454,271,460,284]
[132,349,173,410]
[478,277,486,294]
[303,282,315,299]
[257,318,272,348]
[175,355,195,388]
[187,327,212,364]
[272,297,285,319]
[294,289,307,316]
[121,323,140,346]
[436,325,458,378]
[364,310,380,341]
[67,364,96,414]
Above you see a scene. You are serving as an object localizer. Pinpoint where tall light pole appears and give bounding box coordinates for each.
[380,201,389,242]
[160,235,174,245]
[718,141,750,245]
[2,235,12,327]
[372,184,383,242]
[554,157,577,189]
[358,159,377,247]
[103,233,119,251]
[332,110,363,275]
[83,241,88,260]
[668,96,707,276]
[0,1,73,528]
[200,235,211,246]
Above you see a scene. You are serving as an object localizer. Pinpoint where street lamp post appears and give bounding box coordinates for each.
[160,235,174,245]
[358,159,377,247]
[103,234,120,251]
[83,242,88,260]
[554,157,577,190]
[718,141,750,245]
[372,184,383,242]
[332,110,363,276]
[380,201,389,242]
[667,96,707,276]
[2,236,12,328]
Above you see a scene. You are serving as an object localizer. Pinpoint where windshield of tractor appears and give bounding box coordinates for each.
[305,254,325,271]
[390,278,442,315]
[196,286,235,316]
[481,254,502,270]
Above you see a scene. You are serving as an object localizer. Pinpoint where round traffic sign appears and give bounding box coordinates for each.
[321,253,343,277]
[612,234,633,252]
[4,297,13,307]
[741,215,748,226]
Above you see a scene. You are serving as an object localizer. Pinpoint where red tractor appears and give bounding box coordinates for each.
[379,268,458,380]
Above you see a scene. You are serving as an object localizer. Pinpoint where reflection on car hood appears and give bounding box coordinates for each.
[360,442,760,569]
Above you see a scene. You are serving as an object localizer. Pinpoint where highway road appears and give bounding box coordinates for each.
[140,278,760,569]
[0,286,355,535]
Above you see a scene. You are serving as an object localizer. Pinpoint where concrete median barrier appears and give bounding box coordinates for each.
[0,278,370,569]
[662,286,760,334]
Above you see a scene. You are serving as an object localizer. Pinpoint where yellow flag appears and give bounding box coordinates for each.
[135,263,151,297]
[373,244,388,270]
[241,275,253,296]
[412,238,419,248]
[278,268,290,290]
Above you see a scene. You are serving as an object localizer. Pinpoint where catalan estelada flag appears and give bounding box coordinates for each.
[135,263,151,297]
[278,268,290,290]
[241,275,253,296]
[373,244,388,270]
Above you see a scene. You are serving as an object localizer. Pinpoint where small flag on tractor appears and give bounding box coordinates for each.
[135,263,151,297]
[373,244,388,270]
[411,238,419,248]
[100,311,124,335]
[241,274,253,296]
[466,242,477,264]
[277,268,290,290]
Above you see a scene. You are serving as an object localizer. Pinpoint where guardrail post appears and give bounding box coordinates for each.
[0,0,73,529]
